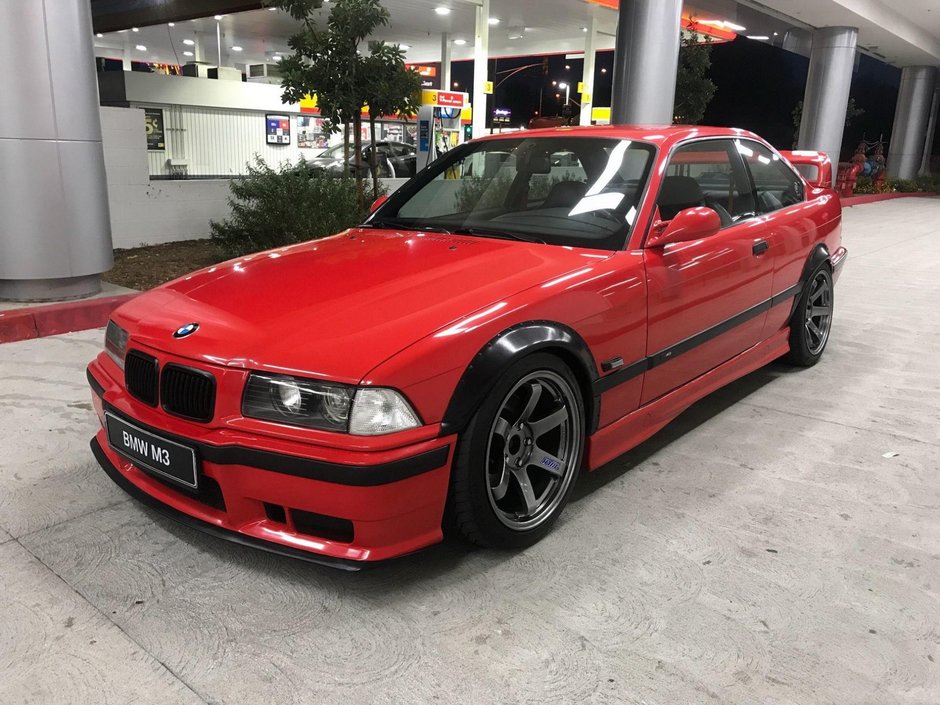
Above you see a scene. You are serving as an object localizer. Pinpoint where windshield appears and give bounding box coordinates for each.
[369,136,656,250]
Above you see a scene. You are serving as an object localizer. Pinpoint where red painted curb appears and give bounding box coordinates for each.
[0,293,137,345]
[841,192,937,207]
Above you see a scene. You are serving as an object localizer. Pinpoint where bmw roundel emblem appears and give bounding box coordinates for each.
[173,322,199,338]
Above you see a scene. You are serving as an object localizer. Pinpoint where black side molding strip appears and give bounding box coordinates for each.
[88,371,449,487]
[593,282,803,395]
[91,438,372,571]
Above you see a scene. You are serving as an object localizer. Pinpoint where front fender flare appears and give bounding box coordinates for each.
[440,321,600,436]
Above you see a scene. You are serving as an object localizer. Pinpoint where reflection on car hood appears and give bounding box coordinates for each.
[114,228,603,383]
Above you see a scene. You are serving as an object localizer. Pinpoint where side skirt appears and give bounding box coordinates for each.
[585,327,790,470]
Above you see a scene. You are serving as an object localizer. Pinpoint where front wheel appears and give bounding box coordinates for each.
[786,263,834,366]
[450,353,585,549]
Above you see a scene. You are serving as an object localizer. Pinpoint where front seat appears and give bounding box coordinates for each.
[658,175,732,227]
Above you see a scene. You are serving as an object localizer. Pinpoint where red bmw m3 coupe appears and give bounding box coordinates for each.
[87,126,846,568]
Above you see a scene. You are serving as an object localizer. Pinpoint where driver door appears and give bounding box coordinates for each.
[641,138,775,405]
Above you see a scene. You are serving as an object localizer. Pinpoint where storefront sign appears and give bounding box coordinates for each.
[144,108,165,151]
[266,114,291,145]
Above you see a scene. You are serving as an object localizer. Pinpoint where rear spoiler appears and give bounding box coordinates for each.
[779,150,833,189]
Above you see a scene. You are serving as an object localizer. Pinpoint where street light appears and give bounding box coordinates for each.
[558,81,570,105]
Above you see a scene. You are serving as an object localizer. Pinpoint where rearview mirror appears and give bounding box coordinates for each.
[647,207,721,248]
[370,194,389,214]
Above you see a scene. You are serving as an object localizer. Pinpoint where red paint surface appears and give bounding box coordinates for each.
[90,125,847,563]
[841,192,936,207]
[0,294,137,344]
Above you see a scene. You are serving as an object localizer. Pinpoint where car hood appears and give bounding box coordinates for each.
[114,229,605,384]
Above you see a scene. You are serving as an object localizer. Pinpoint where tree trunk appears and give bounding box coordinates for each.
[343,119,350,177]
[369,114,379,201]
[353,112,365,211]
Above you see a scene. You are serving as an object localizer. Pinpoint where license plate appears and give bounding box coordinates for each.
[105,412,199,489]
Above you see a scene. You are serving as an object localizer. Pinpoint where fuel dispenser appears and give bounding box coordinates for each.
[416,89,470,170]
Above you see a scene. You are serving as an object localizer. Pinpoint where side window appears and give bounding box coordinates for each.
[658,139,753,228]
[736,140,804,213]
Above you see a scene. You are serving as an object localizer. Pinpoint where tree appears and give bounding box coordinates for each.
[270,0,396,209]
[363,43,423,198]
[674,34,716,124]
[791,98,865,150]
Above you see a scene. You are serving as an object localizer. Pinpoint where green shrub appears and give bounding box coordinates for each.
[853,175,875,194]
[211,157,379,258]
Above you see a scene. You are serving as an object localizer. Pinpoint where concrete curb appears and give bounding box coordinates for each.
[841,192,937,207]
[0,294,137,344]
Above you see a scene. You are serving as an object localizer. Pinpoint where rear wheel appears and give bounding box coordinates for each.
[786,263,833,366]
[451,354,585,549]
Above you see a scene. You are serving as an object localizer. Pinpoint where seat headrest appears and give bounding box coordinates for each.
[658,175,704,220]
[543,180,589,209]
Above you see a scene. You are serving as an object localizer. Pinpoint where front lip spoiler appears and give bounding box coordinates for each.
[87,368,449,487]
[91,437,384,571]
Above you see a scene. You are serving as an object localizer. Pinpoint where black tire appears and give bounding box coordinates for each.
[450,353,585,549]
[786,262,834,367]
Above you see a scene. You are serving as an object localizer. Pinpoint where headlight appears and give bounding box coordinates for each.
[242,373,421,435]
[349,388,421,436]
[104,320,129,369]
[243,373,353,432]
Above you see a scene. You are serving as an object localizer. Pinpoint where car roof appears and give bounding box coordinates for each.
[474,124,766,150]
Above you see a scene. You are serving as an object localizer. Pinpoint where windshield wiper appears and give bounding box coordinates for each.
[453,227,545,244]
[364,220,453,234]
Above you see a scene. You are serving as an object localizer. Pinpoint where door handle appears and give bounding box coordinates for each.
[752,239,769,256]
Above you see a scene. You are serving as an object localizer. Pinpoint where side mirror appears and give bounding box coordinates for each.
[370,194,389,214]
[647,207,721,248]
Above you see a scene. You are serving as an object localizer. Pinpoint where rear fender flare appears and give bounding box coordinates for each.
[791,244,831,317]
[440,322,600,436]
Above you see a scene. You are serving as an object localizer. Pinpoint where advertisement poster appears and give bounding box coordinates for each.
[297,116,328,150]
[266,114,291,145]
[144,108,165,151]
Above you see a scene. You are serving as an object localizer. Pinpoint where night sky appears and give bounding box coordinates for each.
[450,36,917,161]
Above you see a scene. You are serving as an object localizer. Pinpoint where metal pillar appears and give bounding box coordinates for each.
[472,0,490,139]
[610,0,682,125]
[0,0,112,300]
[888,66,938,180]
[441,33,452,91]
[797,27,858,182]
[579,16,599,126]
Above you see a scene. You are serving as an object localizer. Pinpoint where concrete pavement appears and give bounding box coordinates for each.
[1,198,938,704]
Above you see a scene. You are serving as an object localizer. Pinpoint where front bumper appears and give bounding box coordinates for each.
[87,361,455,568]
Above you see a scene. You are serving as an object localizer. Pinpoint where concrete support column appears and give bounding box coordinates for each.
[472,0,490,139]
[579,16,599,126]
[797,27,858,182]
[610,0,682,125]
[888,66,938,179]
[441,32,452,91]
[0,0,112,300]
[919,89,939,176]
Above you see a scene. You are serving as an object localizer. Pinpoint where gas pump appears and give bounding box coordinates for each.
[416,89,469,171]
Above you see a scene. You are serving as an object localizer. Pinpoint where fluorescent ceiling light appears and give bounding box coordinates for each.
[168,22,175,27]
[214,15,224,20]
[435,7,451,15]
[489,17,500,25]
[399,44,411,50]
[453,38,467,45]
[183,39,195,46]
[183,51,194,57]
[231,46,243,51]
[131,27,139,32]
[700,19,746,32]
[96,33,103,38]
[135,44,146,51]
[746,35,770,40]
